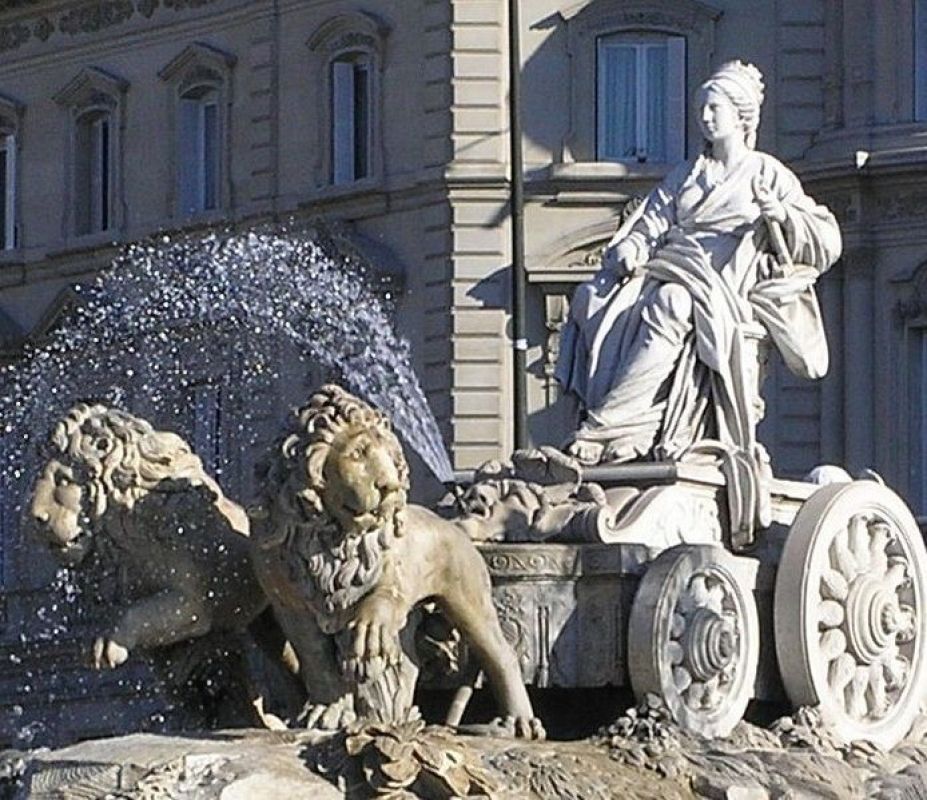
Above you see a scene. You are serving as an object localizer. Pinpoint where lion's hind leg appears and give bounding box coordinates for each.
[435,537,545,740]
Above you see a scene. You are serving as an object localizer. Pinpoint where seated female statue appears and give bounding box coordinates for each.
[556,60,842,479]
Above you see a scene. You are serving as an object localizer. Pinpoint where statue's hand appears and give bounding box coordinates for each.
[602,238,644,277]
[344,599,405,682]
[752,175,787,224]
[91,636,129,670]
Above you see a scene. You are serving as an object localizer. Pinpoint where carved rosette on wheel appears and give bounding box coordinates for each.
[628,545,759,738]
[775,481,927,749]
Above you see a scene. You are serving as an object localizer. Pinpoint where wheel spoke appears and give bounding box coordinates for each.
[885,654,909,690]
[820,628,847,661]
[706,583,725,614]
[702,675,721,709]
[848,515,871,572]
[885,560,908,591]
[690,575,709,607]
[869,521,890,577]
[847,666,870,719]
[666,641,684,666]
[831,529,859,580]
[819,600,845,629]
[868,663,889,718]
[686,681,706,710]
[820,568,849,602]
[828,652,855,696]
[673,666,692,693]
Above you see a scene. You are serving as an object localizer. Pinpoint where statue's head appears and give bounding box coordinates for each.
[259,384,409,541]
[697,61,765,149]
[29,403,206,565]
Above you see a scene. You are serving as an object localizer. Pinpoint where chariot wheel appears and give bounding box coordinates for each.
[775,481,927,748]
[628,545,759,738]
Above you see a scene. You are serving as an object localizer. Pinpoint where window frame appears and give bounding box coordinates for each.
[178,85,221,215]
[54,67,127,242]
[307,12,390,191]
[595,32,686,164]
[0,129,16,251]
[73,108,113,236]
[0,94,23,255]
[159,43,236,220]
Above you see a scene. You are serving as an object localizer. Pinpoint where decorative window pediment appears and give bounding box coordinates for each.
[560,0,721,31]
[307,12,390,60]
[54,67,128,113]
[159,42,236,95]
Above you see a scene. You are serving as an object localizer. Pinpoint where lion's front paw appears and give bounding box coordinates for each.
[489,715,547,740]
[299,698,357,731]
[91,637,129,670]
[344,603,404,682]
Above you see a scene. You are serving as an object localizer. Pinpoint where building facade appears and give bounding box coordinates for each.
[1,0,926,744]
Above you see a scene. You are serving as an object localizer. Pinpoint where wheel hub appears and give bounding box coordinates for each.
[846,575,901,665]
[683,607,736,682]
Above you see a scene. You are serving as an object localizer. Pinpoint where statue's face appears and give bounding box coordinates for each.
[30,459,91,564]
[698,88,742,144]
[321,426,404,535]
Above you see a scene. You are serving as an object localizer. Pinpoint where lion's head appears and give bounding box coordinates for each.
[255,385,409,616]
[29,403,208,565]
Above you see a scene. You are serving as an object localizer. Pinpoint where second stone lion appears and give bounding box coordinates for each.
[250,384,545,738]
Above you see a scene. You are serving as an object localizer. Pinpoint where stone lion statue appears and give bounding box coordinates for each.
[251,384,544,738]
[28,404,275,675]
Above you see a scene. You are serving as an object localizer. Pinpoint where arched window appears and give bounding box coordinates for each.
[160,43,235,218]
[55,68,127,238]
[308,12,389,188]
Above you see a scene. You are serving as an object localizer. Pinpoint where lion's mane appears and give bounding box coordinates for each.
[255,385,409,620]
[47,403,209,521]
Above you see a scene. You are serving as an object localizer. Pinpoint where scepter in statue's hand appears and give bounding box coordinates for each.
[752,174,792,279]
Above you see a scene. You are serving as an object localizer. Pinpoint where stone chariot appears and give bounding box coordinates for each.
[457,455,927,750]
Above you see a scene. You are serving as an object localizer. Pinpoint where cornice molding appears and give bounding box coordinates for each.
[0,0,223,55]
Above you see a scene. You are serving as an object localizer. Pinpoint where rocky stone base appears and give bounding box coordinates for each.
[6,704,927,799]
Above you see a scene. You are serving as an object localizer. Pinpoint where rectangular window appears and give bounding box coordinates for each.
[916,0,927,120]
[0,134,15,250]
[193,383,222,476]
[180,94,219,215]
[75,115,110,235]
[597,35,685,164]
[332,57,371,184]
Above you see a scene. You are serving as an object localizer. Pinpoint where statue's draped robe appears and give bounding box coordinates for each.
[555,151,842,537]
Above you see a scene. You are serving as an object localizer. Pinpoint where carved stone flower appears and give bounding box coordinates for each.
[342,719,498,799]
